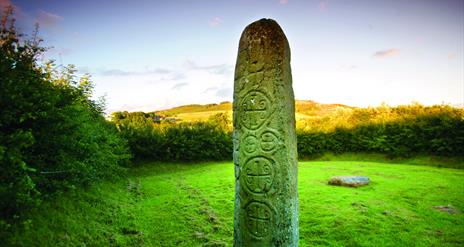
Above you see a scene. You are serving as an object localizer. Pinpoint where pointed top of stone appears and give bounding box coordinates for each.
[244,18,282,31]
[235,18,291,80]
[240,18,289,47]
[244,18,283,32]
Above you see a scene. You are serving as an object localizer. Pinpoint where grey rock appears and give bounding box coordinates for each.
[329,176,370,187]
[433,205,459,214]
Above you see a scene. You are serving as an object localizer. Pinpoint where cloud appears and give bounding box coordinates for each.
[98,67,175,77]
[279,0,289,4]
[416,36,424,44]
[372,49,400,58]
[184,60,232,75]
[100,69,135,76]
[161,72,186,81]
[203,87,218,93]
[36,10,63,28]
[209,17,222,27]
[318,0,329,11]
[111,104,159,113]
[0,0,13,10]
[448,53,456,60]
[152,68,171,74]
[58,48,73,56]
[215,88,233,98]
[172,82,189,90]
[339,64,358,70]
[77,66,92,74]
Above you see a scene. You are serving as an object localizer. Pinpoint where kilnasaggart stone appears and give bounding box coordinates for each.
[233,18,298,246]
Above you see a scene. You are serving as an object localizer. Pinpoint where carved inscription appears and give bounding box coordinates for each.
[245,201,272,239]
[242,156,275,194]
[240,91,271,130]
[238,91,281,239]
[260,130,279,152]
[243,135,258,154]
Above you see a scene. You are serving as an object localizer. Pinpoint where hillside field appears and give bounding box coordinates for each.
[169,110,319,123]
[155,100,352,123]
[6,157,464,246]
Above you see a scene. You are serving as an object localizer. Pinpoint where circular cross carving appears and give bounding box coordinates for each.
[260,131,279,152]
[243,135,258,154]
[245,201,273,239]
[240,91,271,130]
[242,156,275,194]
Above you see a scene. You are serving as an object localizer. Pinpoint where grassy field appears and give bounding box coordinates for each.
[154,100,352,123]
[165,108,335,123]
[5,159,464,246]
[175,111,232,122]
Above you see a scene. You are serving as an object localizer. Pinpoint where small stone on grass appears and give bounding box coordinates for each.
[432,205,459,214]
[329,176,370,187]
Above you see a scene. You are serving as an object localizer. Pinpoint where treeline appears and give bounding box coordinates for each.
[112,104,464,160]
[297,110,464,157]
[297,104,464,157]
[0,9,130,223]
[111,112,231,161]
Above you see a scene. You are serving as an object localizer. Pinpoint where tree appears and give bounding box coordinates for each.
[0,7,130,223]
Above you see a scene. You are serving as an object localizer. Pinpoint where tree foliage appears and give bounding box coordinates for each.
[111,112,232,161]
[0,8,130,221]
[297,104,464,157]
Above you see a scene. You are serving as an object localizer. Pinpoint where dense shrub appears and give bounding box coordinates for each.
[297,112,464,158]
[117,121,232,161]
[0,9,130,220]
[113,104,463,161]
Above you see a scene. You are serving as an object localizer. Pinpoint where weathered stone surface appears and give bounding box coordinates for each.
[233,19,298,246]
[432,205,459,214]
[329,176,370,187]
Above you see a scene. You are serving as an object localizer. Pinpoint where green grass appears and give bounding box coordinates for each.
[4,159,464,246]
[311,153,464,169]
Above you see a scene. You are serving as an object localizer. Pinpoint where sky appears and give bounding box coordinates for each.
[3,0,463,113]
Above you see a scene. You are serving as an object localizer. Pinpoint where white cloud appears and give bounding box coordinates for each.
[93,61,233,113]
[215,88,232,97]
[448,53,456,60]
[172,82,188,90]
[318,0,329,11]
[209,17,222,27]
[203,87,218,93]
[372,49,400,58]
[36,10,63,28]
[183,60,232,75]
[96,67,175,77]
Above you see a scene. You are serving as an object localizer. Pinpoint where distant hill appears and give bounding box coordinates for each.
[156,101,232,116]
[112,101,463,141]
[153,100,354,122]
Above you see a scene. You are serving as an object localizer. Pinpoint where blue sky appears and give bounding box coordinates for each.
[3,0,463,112]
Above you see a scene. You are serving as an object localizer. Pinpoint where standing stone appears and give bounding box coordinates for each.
[233,19,298,246]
